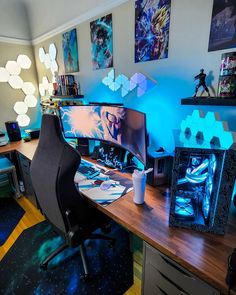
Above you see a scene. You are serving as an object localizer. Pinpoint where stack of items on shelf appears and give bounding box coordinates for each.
[218,52,236,98]
[53,75,80,96]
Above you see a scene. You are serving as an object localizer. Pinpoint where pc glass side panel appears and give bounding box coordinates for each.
[169,147,235,234]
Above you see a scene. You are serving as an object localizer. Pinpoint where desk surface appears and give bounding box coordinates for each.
[1,139,236,294]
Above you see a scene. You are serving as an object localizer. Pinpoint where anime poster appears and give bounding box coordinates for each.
[135,0,171,63]
[208,0,236,52]
[90,14,113,70]
[62,28,79,73]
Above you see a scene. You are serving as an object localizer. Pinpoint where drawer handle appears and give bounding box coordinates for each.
[158,271,189,295]
[161,255,195,280]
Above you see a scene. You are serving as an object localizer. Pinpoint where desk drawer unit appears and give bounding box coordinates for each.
[17,153,37,206]
[142,243,219,295]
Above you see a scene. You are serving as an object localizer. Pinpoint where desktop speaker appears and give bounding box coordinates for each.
[77,138,90,156]
[146,153,173,186]
[5,121,21,142]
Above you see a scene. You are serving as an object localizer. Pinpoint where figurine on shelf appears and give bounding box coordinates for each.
[71,81,78,95]
[193,69,210,97]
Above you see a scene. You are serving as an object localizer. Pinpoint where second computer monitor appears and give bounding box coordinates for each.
[59,105,147,164]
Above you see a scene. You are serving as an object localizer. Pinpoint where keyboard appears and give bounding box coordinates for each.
[78,164,100,179]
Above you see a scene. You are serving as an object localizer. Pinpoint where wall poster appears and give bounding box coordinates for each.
[135,0,171,63]
[208,0,236,52]
[62,28,79,73]
[90,13,113,70]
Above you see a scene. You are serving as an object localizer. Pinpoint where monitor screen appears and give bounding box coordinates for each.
[59,105,147,164]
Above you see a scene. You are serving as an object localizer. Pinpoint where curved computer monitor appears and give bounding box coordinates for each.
[59,105,147,164]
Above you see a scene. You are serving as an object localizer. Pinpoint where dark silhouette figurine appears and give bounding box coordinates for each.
[193,69,210,97]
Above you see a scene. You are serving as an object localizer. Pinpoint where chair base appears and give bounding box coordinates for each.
[39,233,115,278]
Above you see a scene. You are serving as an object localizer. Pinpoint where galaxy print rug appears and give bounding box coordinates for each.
[0,197,25,246]
[0,221,133,294]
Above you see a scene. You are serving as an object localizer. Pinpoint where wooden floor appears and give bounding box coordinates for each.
[0,196,141,295]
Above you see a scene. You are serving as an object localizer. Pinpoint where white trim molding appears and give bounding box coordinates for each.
[0,36,32,46]
[32,0,128,45]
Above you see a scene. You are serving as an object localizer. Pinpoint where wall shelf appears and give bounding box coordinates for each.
[50,95,84,100]
[181,97,236,106]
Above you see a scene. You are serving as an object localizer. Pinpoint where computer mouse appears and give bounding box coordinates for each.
[100,181,113,191]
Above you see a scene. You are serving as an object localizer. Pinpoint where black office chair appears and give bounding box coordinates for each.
[30,114,114,279]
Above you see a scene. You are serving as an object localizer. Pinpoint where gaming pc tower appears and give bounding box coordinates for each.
[169,147,236,234]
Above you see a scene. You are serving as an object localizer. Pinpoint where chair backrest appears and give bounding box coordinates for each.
[30,114,86,234]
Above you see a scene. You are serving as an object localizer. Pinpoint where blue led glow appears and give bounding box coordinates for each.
[102,69,156,97]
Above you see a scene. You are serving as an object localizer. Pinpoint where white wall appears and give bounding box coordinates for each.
[34,0,236,152]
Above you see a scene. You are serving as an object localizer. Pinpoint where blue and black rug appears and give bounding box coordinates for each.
[0,220,133,295]
[0,197,25,246]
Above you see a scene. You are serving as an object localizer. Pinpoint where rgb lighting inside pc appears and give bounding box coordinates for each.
[174,153,217,224]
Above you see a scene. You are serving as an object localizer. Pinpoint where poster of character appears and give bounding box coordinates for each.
[62,28,79,73]
[135,0,171,63]
[90,14,113,70]
[208,0,236,52]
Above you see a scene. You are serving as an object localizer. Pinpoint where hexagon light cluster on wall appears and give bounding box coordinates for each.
[39,76,54,97]
[180,110,236,149]
[102,69,156,97]
[38,44,58,76]
[38,43,59,100]
[0,54,37,127]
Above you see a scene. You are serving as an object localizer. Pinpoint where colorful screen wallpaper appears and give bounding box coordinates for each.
[59,106,146,164]
[90,14,113,70]
[62,28,79,73]
[208,0,236,51]
[135,0,171,63]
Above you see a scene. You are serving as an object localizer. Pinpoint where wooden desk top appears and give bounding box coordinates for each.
[1,139,235,294]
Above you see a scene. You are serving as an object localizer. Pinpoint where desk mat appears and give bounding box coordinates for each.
[0,220,133,295]
[0,197,25,246]
[75,170,133,206]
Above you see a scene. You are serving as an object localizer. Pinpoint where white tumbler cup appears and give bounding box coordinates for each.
[132,172,147,204]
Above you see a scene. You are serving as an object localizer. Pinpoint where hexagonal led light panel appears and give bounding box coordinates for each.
[1,53,37,128]
[39,47,46,63]
[39,83,46,96]
[14,101,28,114]
[102,69,156,97]
[49,43,57,60]
[17,55,32,69]
[22,82,35,95]
[6,61,21,75]
[8,75,24,89]
[24,95,37,107]
[180,110,236,149]
[0,67,10,82]
[16,114,30,127]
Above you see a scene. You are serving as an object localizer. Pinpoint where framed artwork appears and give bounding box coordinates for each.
[135,0,171,63]
[62,28,79,73]
[208,0,236,52]
[90,13,113,70]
